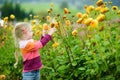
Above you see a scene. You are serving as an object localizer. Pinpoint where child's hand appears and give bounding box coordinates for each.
[48,27,56,35]
[42,29,47,36]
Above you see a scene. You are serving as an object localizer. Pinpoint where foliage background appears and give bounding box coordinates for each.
[0,0,120,80]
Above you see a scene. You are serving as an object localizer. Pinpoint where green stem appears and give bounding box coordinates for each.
[64,44,72,65]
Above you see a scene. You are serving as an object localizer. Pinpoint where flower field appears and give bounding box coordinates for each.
[0,0,120,80]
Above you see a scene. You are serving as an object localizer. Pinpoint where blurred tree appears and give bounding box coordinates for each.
[1,1,14,17]
[14,3,27,20]
[0,1,30,20]
[60,1,69,9]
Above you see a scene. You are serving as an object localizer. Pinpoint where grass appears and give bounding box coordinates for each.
[21,2,80,14]
[21,2,53,13]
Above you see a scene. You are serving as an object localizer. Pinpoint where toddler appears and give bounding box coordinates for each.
[13,22,56,80]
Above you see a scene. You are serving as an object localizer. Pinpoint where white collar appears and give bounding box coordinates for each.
[19,39,34,48]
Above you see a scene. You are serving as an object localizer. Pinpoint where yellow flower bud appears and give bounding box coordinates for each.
[46,16,51,20]
[31,20,36,24]
[10,14,15,19]
[52,42,59,48]
[72,30,77,36]
[0,74,6,80]
[77,18,83,24]
[3,17,8,22]
[35,30,41,35]
[33,15,39,19]
[64,8,69,14]
[50,23,55,28]
[50,3,54,7]
[65,20,71,26]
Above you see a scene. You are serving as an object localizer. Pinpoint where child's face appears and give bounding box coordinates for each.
[26,28,33,39]
[21,26,33,40]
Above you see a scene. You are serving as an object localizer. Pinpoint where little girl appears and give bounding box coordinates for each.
[13,22,56,80]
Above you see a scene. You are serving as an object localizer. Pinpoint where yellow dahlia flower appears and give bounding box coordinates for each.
[86,5,94,13]
[47,10,51,13]
[82,13,88,19]
[90,19,98,28]
[76,12,83,18]
[55,22,59,28]
[65,20,71,26]
[112,6,118,11]
[84,18,93,25]
[96,0,104,6]
[117,10,120,15]
[96,14,105,22]
[50,23,55,28]
[72,30,77,36]
[100,7,109,13]
[95,7,102,11]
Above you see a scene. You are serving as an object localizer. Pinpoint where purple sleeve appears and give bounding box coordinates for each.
[40,34,51,46]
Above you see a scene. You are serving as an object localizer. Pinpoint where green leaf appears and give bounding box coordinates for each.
[78,67,85,71]
[117,65,120,72]
[86,40,91,46]
[72,61,77,66]
[101,47,105,52]
[71,45,79,52]
[57,65,67,71]
[95,34,101,41]
[104,41,110,46]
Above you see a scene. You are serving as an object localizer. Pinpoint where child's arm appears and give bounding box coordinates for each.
[21,28,56,53]
[40,34,51,46]
[40,27,56,47]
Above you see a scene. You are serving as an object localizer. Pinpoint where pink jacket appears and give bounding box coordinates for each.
[19,34,51,72]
